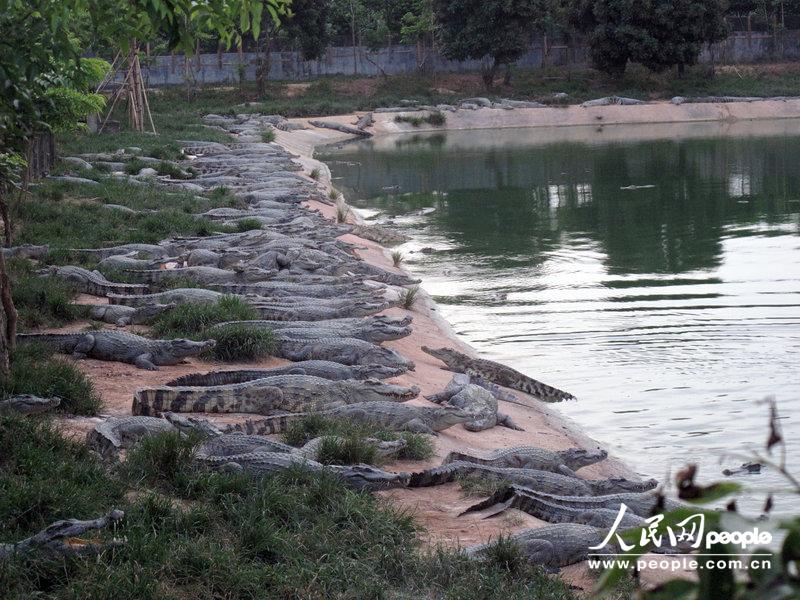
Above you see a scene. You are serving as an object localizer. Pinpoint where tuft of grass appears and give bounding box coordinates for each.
[391,250,404,267]
[123,431,201,493]
[8,260,86,329]
[157,160,194,180]
[124,158,148,175]
[309,167,321,180]
[205,324,276,362]
[479,536,527,574]
[282,415,434,462]
[314,436,379,466]
[328,187,341,201]
[336,202,350,223]
[235,217,263,232]
[401,285,420,309]
[147,141,184,161]
[0,343,102,415]
[151,296,258,338]
[261,127,276,143]
[394,111,446,128]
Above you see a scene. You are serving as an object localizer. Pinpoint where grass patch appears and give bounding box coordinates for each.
[283,415,434,462]
[336,202,350,223]
[0,343,102,415]
[147,141,184,161]
[205,324,276,362]
[394,111,447,127]
[8,259,86,330]
[261,128,276,143]
[314,436,379,466]
[401,285,419,309]
[309,167,321,180]
[150,296,258,338]
[235,217,263,232]
[123,158,148,175]
[391,250,404,267]
[157,160,195,180]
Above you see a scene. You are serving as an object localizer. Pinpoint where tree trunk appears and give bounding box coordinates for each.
[0,186,16,376]
[256,36,272,97]
[482,60,500,89]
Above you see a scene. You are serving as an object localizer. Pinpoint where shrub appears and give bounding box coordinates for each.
[261,128,276,143]
[401,285,420,309]
[235,217,263,232]
[205,324,276,362]
[151,296,258,338]
[0,343,102,415]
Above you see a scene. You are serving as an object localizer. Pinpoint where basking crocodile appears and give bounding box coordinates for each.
[2,244,48,260]
[164,361,406,386]
[274,336,415,370]
[88,303,176,326]
[0,395,60,414]
[18,331,214,370]
[195,451,408,492]
[408,462,658,496]
[107,288,224,307]
[70,243,173,260]
[250,301,389,321]
[461,485,679,519]
[124,265,274,285]
[443,446,608,476]
[209,315,413,343]
[349,223,409,245]
[87,416,176,458]
[230,401,471,435]
[427,381,521,432]
[465,524,616,569]
[208,281,376,299]
[422,346,575,402]
[131,375,420,416]
[38,265,148,297]
[429,372,521,405]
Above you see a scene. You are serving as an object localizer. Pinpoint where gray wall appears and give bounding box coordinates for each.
[135,31,800,87]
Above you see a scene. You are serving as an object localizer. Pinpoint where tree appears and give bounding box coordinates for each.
[570,0,728,78]
[400,0,436,71]
[432,0,544,88]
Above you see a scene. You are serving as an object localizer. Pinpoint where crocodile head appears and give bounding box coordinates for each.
[592,477,660,495]
[156,338,216,362]
[351,379,420,402]
[560,447,609,470]
[427,405,471,431]
[368,323,413,342]
[355,346,415,371]
[421,346,463,370]
[348,364,407,380]
[329,464,410,491]
[136,302,177,319]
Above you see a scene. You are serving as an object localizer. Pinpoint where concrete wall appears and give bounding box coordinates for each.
[135,31,800,86]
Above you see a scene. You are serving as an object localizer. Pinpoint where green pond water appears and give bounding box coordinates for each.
[318,121,800,515]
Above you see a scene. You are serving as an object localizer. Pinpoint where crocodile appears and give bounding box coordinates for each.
[461,485,680,519]
[274,336,414,370]
[107,288,224,307]
[38,265,148,297]
[88,303,176,326]
[164,361,406,386]
[124,265,275,285]
[0,395,60,414]
[18,331,214,370]
[195,432,406,462]
[422,346,575,402]
[195,451,408,492]
[212,317,412,344]
[465,524,616,569]
[131,375,419,416]
[1,244,49,260]
[250,301,389,321]
[230,401,471,435]
[430,372,521,405]
[87,416,176,458]
[348,223,410,245]
[208,281,376,298]
[427,381,521,432]
[97,252,174,272]
[408,462,659,496]
[443,446,608,477]
[70,243,173,260]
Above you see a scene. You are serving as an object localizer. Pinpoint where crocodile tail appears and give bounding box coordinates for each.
[407,463,461,488]
[164,370,268,387]
[16,333,79,353]
[132,388,209,416]
[442,451,490,466]
[122,269,164,284]
[231,413,305,435]
[107,293,145,307]
[457,485,518,516]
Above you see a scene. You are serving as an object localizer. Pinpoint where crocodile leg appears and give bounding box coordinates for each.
[134,354,159,371]
[497,412,524,431]
[402,418,436,435]
[72,334,95,359]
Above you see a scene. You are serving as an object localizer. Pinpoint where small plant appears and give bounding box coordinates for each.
[328,187,341,201]
[457,473,512,498]
[151,296,258,338]
[394,111,447,128]
[391,250,404,267]
[261,127,276,143]
[314,436,378,466]
[427,110,447,126]
[0,343,102,415]
[400,285,419,309]
[235,218,263,232]
[336,203,350,224]
[123,431,200,492]
[124,158,148,175]
[147,142,184,161]
[309,167,321,180]
[205,324,276,361]
[10,261,84,329]
[397,432,434,460]
[157,161,194,180]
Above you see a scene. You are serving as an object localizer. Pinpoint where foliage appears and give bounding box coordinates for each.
[261,127,276,142]
[280,0,332,60]
[0,343,102,414]
[204,323,276,361]
[395,110,447,127]
[8,260,86,329]
[401,284,419,308]
[432,0,544,87]
[235,217,263,231]
[40,87,106,134]
[150,296,258,338]
[570,0,729,77]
